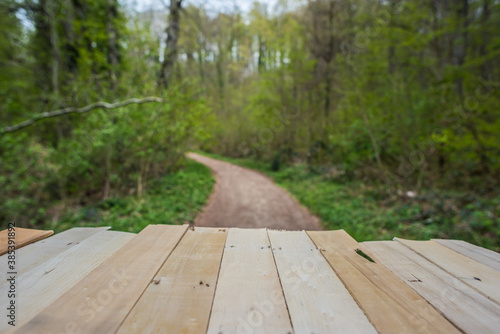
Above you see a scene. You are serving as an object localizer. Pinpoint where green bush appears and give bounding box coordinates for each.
[42,159,214,234]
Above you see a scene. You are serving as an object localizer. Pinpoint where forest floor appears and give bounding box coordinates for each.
[43,159,215,234]
[187,153,321,230]
[200,152,500,252]
[42,152,498,252]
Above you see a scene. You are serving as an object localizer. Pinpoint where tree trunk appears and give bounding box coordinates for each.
[72,0,102,94]
[103,144,112,199]
[159,0,183,88]
[363,113,383,171]
[62,0,78,77]
[106,0,120,91]
[216,46,225,112]
[479,0,490,79]
[197,46,205,83]
[323,0,335,119]
[453,0,468,98]
[388,0,398,74]
[258,35,265,71]
[454,0,490,173]
[324,69,331,118]
[46,0,60,95]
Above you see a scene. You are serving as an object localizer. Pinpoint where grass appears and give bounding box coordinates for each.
[200,152,500,252]
[43,159,214,234]
[41,150,499,252]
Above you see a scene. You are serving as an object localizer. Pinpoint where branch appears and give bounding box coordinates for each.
[0,97,166,135]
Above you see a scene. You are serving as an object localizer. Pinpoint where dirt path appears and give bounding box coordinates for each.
[187,153,322,230]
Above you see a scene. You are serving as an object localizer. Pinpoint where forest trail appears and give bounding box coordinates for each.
[187,153,322,230]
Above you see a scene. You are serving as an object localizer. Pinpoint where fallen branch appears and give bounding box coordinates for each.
[0,97,166,135]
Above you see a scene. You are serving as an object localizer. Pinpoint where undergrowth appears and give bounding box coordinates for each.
[42,159,214,233]
[201,152,500,252]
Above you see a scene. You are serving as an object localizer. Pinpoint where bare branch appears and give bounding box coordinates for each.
[1,97,166,135]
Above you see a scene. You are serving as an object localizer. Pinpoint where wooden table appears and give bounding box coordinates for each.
[1,225,499,333]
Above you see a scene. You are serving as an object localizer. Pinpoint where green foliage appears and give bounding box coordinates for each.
[189,0,500,193]
[0,86,213,228]
[202,152,500,252]
[0,1,215,229]
[1,0,499,244]
[42,159,214,233]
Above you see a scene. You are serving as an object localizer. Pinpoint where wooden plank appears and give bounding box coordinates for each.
[307,230,459,334]
[433,239,500,272]
[396,238,500,305]
[207,228,293,334]
[0,227,111,285]
[117,227,227,334]
[268,230,376,334]
[0,230,134,333]
[0,227,53,255]
[15,224,187,334]
[364,240,500,334]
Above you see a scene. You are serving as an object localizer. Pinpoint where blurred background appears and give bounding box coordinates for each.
[1,0,499,250]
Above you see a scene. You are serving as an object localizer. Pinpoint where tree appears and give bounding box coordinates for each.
[159,0,183,88]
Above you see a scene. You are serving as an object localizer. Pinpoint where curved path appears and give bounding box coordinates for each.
[187,153,322,230]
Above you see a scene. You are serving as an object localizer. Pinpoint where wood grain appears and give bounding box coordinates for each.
[0,227,53,255]
[433,239,500,272]
[0,227,111,285]
[396,238,500,305]
[1,230,134,333]
[268,230,376,334]
[364,240,500,333]
[15,224,187,334]
[308,230,459,334]
[117,227,227,334]
[207,228,293,334]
